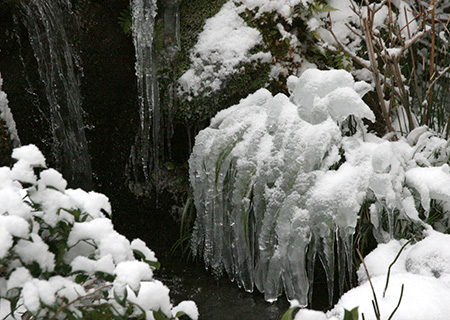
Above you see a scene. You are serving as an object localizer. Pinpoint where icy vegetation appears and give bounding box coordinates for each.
[189,68,450,305]
[0,145,198,320]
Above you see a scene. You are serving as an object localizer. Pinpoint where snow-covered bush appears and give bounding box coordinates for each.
[190,68,376,305]
[292,229,450,320]
[178,1,270,98]
[189,68,450,305]
[0,145,198,320]
[314,0,450,135]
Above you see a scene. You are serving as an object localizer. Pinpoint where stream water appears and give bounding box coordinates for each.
[157,258,290,320]
[20,0,92,190]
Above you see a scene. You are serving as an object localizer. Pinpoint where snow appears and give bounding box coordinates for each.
[131,238,157,263]
[126,280,172,317]
[405,165,450,212]
[190,69,375,304]
[291,69,375,124]
[0,144,197,319]
[39,168,67,191]
[295,309,328,320]
[296,231,450,320]
[68,218,115,246]
[172,300,199,320]
[114,260,153,293]
[0,228,13,259]
[0,215,29,238]
[7,268,32,290]
[68,218,135,263]
[329,273,450,320]
[22,279,57,314]
[71,255,116,275]
[326,230,450,320]
[11,144,46,168]
[178,1,269,97]
[405,231,450,282]
[15,234,56,272]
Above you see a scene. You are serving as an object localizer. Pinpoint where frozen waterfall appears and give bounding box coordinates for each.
[189,69,377,305]
[128,0,159,194]
[20,0,92,190]
[128,0,181,196]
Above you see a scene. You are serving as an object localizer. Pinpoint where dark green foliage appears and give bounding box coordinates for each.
[344,307,359,320]
[280,305,299,320]
[118,7,132,36]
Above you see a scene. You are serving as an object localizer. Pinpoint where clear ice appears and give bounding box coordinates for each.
[189,69,377,305]
[128,0,159,188]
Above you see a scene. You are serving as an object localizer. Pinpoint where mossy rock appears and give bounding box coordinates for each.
[177,0,228,76]
[176,60,270,124]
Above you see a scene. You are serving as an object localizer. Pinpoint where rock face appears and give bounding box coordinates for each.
[0,119,13,167]
[0,0,277,249]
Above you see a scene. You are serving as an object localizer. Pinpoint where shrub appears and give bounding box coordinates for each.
[0,145,198,320]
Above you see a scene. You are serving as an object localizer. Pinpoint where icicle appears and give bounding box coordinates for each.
[129,0,158,186]
[128,0,181,195]
[20,0,92,189]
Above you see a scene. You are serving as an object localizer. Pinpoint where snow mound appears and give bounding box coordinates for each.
[327,230,450,320]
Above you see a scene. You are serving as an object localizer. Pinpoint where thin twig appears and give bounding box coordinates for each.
[357,248,381,319]
[363,18,396,136]
[387,284,405,320]
[49,284,113,320]
[426,0,436,126]
[325,15,371,70]
[383,239,412,297]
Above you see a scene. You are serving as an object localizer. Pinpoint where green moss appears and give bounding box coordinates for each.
[176,60,270,124]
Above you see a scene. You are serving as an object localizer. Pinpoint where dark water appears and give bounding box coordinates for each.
[113,202,292,320]
[113,201,337,320]
[156,258,290,320]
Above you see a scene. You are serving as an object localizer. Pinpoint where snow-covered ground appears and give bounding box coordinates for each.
[294,229,450,320]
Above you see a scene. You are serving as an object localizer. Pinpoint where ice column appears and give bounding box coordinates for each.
[128,0,159,193]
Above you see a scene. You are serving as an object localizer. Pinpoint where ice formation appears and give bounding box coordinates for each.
[0,74,20,147]
[190,68,450,304]
[189,69,375,304]
[129,0,159,184]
